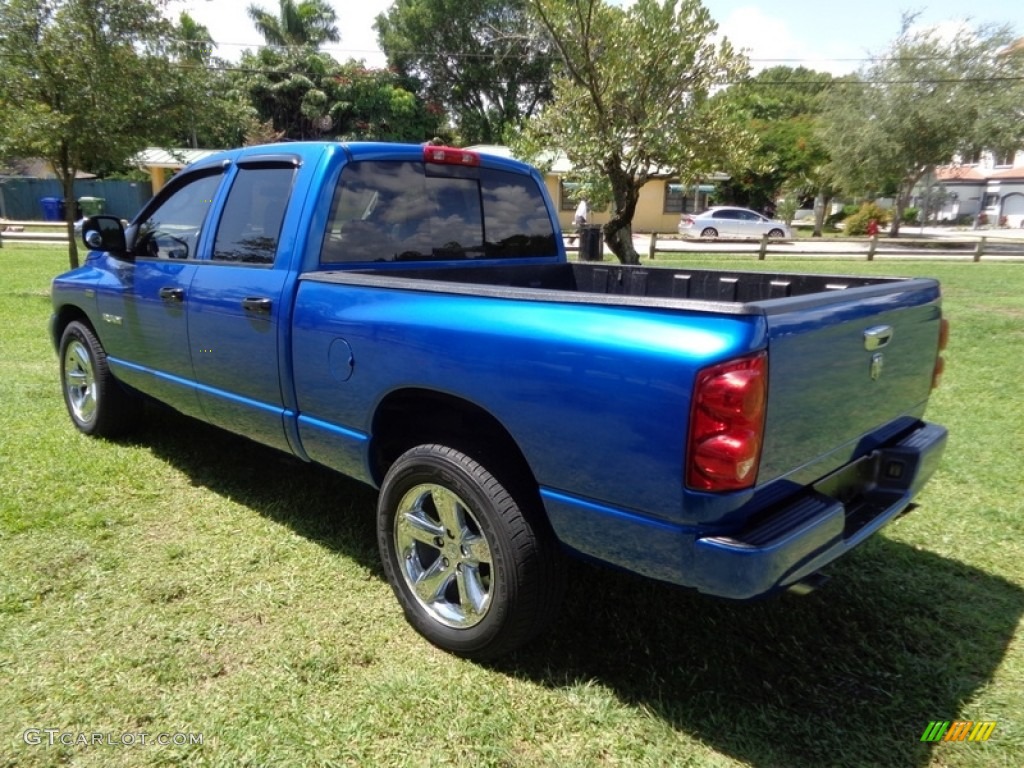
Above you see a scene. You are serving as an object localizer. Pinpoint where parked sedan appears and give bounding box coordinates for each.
[678,206,792,239]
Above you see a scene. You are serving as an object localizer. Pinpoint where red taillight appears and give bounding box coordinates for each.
[686,352,767,492]
[423,146,480,167]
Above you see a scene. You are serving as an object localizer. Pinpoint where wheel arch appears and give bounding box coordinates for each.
[369,388,542,510]
[51,304,95,351]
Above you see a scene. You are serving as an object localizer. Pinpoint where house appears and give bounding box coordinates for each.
[924,149,1024,227]
[467,145,724,232]
[133,147,221,194]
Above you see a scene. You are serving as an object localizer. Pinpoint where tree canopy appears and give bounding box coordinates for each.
[230,48,443,143]
[376,0,555,145]
[713,66,833,218]
[0,0,185,268]
[247,0,340,48]
[520,0,751,263]
[818,14,1024,236]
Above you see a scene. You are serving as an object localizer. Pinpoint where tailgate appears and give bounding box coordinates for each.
[758,278,942,485]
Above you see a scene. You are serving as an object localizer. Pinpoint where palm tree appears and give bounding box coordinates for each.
[175,12,216,64]
[247,0,340,48]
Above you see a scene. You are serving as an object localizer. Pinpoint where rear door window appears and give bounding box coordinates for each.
[212,166,295,265]
[320,161,555,264]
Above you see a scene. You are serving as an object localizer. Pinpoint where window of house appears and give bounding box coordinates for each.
[664,182,685,214]
[993,151,1016,168]
[559,180,583,212]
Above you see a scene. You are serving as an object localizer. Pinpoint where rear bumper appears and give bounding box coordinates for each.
[691,421,947,598]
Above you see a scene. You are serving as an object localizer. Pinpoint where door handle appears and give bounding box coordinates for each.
[863,325,894,350]
[242,297,272,314]
[159,287,184,302]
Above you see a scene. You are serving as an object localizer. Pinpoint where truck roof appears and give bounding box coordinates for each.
[186,141,539,177]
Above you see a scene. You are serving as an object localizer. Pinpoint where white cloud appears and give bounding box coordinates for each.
[716,5,860,76]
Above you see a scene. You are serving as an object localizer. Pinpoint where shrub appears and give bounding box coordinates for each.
[902,207,920,224]
[844,202,892,236]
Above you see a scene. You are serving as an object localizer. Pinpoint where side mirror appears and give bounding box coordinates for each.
[81,215,128,257]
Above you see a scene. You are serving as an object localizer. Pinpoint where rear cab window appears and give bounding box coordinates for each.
[320,160,556,265]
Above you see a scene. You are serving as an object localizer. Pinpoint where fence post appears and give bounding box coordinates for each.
[648,231,657,260]
[974,237,986,262]
[867,234,878,261]
[758,234,768,260]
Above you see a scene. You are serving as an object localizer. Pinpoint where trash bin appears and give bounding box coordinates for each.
[40,197,64,221]
[578,224,603,262]
[78,197,105,217]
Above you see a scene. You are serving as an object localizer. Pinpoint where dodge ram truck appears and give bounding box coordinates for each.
[50,142,948,658]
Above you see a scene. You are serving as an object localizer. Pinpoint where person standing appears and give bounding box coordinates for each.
[573,197,589,238]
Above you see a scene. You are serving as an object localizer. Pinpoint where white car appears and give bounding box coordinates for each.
[678,206,792,239]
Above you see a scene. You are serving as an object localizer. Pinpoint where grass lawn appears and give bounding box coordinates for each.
[2,244,1022,767]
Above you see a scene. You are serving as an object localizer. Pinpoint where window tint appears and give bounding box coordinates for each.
[135,172,222,260]
[321,161,556,264]
[213,166,295,264]
[712,209,739,220]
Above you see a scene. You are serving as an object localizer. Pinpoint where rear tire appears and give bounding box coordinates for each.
[700,227,719,238]
[377,444,565,659]
[59,320,139,437]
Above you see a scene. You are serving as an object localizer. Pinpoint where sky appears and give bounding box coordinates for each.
[174,0,1022,75]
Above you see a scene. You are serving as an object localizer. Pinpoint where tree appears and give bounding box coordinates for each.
[520,0,751,264]
[230,48,443,143]
[376,0,555,145]
[0,0,184,268]
[714,66,833,231]
[168,13,253,150]
[819,15,1024,237]
[247,0,339,48]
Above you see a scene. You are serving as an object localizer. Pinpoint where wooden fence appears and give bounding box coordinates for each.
[643,232,1024,262]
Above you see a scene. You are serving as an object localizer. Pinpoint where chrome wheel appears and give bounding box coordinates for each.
[63,338,97,426]
[394,483,494,628]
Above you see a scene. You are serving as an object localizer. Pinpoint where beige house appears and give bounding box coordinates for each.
[134,147,220,194]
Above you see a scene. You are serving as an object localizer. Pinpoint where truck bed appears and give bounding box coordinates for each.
[308,262,922,315]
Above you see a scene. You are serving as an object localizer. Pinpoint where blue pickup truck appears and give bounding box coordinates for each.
[51,142,948,658]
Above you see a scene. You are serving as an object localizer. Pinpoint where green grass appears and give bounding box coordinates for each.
[2,244,1022,767]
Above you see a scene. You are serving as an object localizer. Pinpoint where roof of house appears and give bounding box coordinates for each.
[133,147,221,170]
[934,165,989,182]
[989,166,1024,181]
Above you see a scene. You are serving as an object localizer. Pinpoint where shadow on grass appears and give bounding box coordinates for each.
[135,406,382,572]
[137,407,1021,768]
[501,543,1023,768]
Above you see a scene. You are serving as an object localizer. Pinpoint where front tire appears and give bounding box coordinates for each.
[767,228,786,238]
[59,320,138,437]
[377,444,564,659]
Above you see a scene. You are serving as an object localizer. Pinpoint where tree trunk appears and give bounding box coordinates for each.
[603,160,641,265]
[60,168,80,270]
[889,192,905,238]
[812,192,832,238]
